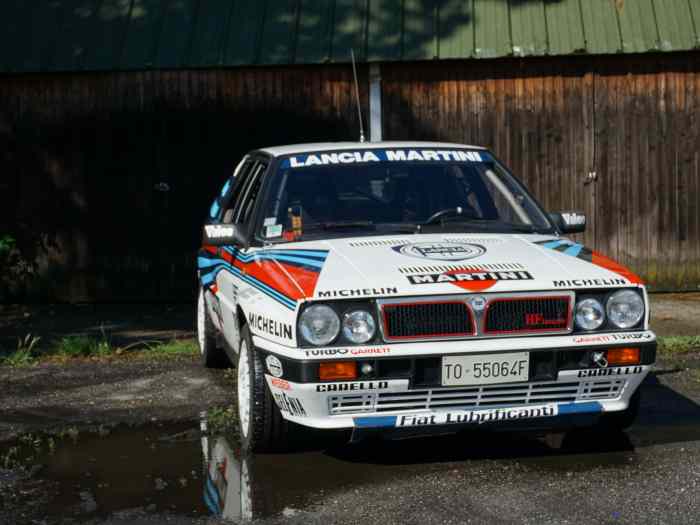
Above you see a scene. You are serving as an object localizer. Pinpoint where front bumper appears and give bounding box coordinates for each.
[258,330,655,432]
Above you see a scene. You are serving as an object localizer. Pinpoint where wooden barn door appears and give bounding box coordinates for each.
[380,60,599,247]
[591,56,700,290]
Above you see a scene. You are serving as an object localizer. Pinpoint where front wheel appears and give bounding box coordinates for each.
[237,326,290,452]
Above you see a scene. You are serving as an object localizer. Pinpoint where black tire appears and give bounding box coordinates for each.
[237,325,290,452]
[597,389,641,431]
[197,287,228,368]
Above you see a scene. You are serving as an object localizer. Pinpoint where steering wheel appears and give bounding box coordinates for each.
[423,207,469,225]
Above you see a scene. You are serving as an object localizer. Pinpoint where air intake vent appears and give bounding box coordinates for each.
[484,296,571,334]
[382,301,475,340]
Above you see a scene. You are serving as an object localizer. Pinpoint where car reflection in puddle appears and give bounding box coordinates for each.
[200,424,641,522]
[203,434,253,521]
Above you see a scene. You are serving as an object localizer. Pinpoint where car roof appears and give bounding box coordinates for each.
[259,141,487,157]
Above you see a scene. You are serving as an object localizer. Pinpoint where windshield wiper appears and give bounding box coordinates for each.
[434,217,547,233]
[318,221,376,230]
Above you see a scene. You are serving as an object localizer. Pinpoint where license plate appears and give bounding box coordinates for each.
[442,352,530,386]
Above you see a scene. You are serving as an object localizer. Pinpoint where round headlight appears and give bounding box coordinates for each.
[575,298,605,331]
[299,304,340,346]
[342,310,376,344]
[606,290,644,329]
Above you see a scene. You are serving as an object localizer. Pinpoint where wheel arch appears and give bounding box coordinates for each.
[237,304,248,332]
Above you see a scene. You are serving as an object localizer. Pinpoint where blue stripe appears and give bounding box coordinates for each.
[220,180,231,197]
[543,240,566,249]
[205,476,219,503]
[264,249,329,259]
[237,272,296,310]
[251,254,325,268]
[353,402,602,428]
[557,401,603,415]
[227,248,328,266]
[209,200,220,218]
[222,261,296,309]
[354,416,397,428]
[197,257,220,269]
[198,260,296,309]
[203,490,219,515]
[564,244,584,257]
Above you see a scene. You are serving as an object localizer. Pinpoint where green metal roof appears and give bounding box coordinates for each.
[1,0,699,73]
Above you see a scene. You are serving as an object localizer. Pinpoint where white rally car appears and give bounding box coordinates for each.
[197,142,655,451]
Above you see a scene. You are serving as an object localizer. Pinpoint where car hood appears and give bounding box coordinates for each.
[258,233,642,301]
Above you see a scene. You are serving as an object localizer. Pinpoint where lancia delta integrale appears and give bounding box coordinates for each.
[197,142,655,451]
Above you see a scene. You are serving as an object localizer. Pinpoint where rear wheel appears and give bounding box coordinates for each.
[196,288,228,368]
[237,326,290,452]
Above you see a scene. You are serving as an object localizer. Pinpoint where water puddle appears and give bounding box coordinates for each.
[1,419,652,523]
[2,420,410,522]
[2,422,208,520]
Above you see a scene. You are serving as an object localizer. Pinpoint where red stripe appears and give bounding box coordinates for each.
[591,252,643,285]
[218,250,322,300]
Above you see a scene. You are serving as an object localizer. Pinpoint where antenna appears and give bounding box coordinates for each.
[350,49,366,143]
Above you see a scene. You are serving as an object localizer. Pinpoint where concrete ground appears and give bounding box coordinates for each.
[0,294,699,525]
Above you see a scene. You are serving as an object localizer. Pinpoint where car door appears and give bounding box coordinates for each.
[215,157,269,354]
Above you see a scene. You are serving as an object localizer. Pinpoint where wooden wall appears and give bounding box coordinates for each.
[382,54,700,291]
[1,54,698,301]
[0,67,367,301]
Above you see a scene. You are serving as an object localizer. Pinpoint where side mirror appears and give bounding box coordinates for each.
[550,211,586,234]
[202,224,249,246]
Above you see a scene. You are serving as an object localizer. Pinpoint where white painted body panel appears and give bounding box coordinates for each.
[264,366,651,430]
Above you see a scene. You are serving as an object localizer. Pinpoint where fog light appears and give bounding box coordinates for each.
[360,362,373,376]
[607,347,640,366]
[592,351,608,368]
[319,361,358,381]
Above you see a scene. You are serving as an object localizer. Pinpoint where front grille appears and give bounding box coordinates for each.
[484,296,571,334]
[328,379,625,415]
[382,301,474,340]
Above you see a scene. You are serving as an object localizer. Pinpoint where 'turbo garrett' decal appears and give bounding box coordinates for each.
[406,268,533,292]
[393,242,486,261]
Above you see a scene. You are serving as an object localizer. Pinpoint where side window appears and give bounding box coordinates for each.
[232,162,267,224]
[220,161,254,223]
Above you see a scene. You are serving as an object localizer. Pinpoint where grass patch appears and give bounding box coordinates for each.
[206,405,239,435]
[0,334,41,367]
[1,348,37,367]
[138,339,198,357]
[55,335,112,358]
[658,336,700,356]
[1,334,198,367]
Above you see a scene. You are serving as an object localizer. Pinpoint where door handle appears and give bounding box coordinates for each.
[584,171,598,185]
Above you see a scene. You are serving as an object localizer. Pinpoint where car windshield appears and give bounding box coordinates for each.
[256,148,554,243]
